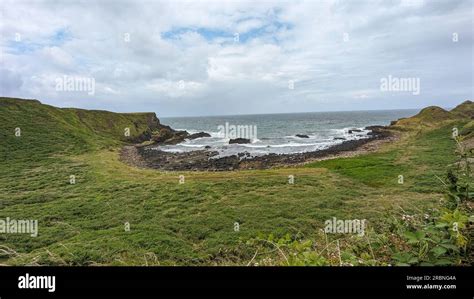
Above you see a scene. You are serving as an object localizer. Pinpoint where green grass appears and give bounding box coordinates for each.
[306,124,462,193]
[0,98,470,265]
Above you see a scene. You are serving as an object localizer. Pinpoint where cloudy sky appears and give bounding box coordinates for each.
[0,0,472,117]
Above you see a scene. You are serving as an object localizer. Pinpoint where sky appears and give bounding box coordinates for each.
[0,0,472,117]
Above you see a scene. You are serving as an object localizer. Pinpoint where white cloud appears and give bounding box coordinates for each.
[40,47,74,68]
[235,18,264,33]
[0,0,472,116]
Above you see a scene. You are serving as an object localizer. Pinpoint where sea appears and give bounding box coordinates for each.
[159,109,419,158]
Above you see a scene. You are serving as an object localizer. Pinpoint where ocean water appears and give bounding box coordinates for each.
[158,109,419,157]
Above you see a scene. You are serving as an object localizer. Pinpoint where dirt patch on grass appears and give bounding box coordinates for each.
[120,146,148,168]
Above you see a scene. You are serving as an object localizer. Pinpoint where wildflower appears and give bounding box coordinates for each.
[401,214,413,221]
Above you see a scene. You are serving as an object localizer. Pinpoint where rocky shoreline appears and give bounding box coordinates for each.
[120,125,396,171]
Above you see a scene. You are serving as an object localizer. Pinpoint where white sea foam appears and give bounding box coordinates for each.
[153,125,373,158]
[180,144,206,148]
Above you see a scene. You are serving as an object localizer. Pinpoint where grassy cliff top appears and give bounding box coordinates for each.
[0,97,162,159]
[451,100,474,119]
[392,101,473,129]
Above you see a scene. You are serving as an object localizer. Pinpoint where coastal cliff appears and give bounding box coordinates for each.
[0,97,187,153]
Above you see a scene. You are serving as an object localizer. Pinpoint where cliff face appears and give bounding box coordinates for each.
[66,108,165,142]
[0,97,184,153]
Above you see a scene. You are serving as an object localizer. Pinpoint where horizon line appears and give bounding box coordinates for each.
[160,107,434,119]
[0,96,458,119]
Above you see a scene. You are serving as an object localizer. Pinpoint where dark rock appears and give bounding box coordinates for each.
[390,120,399,126]
[151,128,175,143]
[130,123,393,171]
[334,137,346,140]
[187,132,211,139]
[229,138,251,144]
[150,127,189,145]
[162,130,189,145]
[348,129,362,134]
[364,126,385,131]
[128,130,152,143]
[365,126,388,137]
[296,134,310,138]
[204,145,211,149]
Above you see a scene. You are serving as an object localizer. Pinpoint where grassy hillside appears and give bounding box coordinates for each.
[0,97,161,159]
[451,100,474,119]
[0,97,472,266]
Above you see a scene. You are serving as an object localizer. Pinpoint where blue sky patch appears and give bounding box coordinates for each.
[161,20,292,45]
[6,27,72,54]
